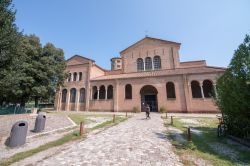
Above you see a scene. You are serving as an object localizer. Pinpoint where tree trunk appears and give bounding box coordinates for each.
[35,97,39,108]
[20,99,25,107]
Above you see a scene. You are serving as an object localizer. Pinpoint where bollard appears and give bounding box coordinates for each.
[166,113,168,119]
[126,112,127,117]
[187,127,192,142]
[113,114,116,123]
[171,116,173,125]
[80,122,84,136]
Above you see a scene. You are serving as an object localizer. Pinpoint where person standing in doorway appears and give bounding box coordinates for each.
[146,103,151,119]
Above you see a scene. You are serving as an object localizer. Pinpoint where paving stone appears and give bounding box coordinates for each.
[37,113,182,166]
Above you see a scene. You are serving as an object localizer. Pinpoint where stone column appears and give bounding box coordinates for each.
[143,61,145,71]
[75,89,80,111]
[97,87,100,100]
[199,81,205,99]
[152,60,154,70]
[105,86,108,100]
[113,80,119,112]
[56,89,62,112]
[183,75,191,112]
[66,89,71,111]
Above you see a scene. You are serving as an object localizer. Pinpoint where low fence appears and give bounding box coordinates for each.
[0,106,31,115]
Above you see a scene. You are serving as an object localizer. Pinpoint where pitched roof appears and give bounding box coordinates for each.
[66,54,95,62]
[91,66,226,81]
[120,36,181,54]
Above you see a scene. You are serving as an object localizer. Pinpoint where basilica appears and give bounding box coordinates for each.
[54,36,225,113]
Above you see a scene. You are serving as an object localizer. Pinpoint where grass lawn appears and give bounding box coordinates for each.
[164,116,250,166]
[0,113,129,166]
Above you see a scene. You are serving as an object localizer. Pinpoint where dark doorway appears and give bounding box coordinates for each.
[140,85,158,112]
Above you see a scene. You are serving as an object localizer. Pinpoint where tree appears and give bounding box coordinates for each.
[17,35,67,107]
[0,0,22,104]
[216,35,250,139]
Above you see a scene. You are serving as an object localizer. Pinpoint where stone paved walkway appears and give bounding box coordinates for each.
[37,113,182,166]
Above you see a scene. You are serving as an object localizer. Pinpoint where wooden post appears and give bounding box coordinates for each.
[171,116,173,125]
[113,114,115,123]
[80,121,84,136]
[187,127,192,142]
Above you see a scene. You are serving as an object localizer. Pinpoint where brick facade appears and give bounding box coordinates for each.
[55,37,225,113]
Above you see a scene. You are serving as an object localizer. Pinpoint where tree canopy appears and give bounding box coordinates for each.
[216,35,250,139]
[0,0,67,107]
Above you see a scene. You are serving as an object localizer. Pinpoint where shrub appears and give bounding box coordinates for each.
[133,107,140,113]
[159,107,167,113]
[216,35,250,139]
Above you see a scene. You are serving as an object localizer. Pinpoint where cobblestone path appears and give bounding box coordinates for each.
[38,113,182,166]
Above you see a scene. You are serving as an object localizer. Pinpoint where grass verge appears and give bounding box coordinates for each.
[0,116,129,166]
[164,117,250,166]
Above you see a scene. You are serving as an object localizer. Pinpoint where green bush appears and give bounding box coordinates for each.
[133,107,140,113]
[216,35,250,139]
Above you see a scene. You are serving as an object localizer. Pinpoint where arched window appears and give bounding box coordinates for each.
[191,81,202,98]
[61,89,67,103]
[137,58,144,71]
[107,85,113,99]
[166,82,176,99]
[73,72,77,81]
[79,72,82,81]
[68,73,71,82]
[92,86,98,100]
[70,88,76,103]
[79,88,85,103]
[153,56,161,70]
[99,85,106,99]
[203,80,214,98]
[145,57,152,70]
[125,84,132,99]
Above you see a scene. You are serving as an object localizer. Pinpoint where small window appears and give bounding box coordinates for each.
[153,56,161,69]
[68,73,71,82]
[73,72,77,81]
[70,88,76,103]
[191,81,202,98]
[203,80,214,98]
[107,85,113,99]
[125,84,132,99]
[166,82,176,99]
[99,85,106,99]
[117,65,121,68]
[145,57,152,70]
[137,58,144,71]
[79,72,82,81]
[61,89,67,103]
[92,86,98,100]
[79,88,85,103]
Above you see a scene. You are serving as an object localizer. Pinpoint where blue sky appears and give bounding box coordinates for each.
[13,0,250,69]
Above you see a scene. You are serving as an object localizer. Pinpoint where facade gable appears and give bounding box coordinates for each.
[120,37,181,55]
[67,55,93,66]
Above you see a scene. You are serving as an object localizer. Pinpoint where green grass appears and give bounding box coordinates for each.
[0,115,129,166]
[164,117,250,166]
[67,114,97,125]
[0,131,83,166]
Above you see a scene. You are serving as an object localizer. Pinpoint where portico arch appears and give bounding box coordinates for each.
[140,85,158,112]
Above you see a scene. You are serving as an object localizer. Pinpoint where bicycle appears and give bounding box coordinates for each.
[217,115,227,137]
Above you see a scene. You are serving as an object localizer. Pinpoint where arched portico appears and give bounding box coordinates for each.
[140,85,158,112]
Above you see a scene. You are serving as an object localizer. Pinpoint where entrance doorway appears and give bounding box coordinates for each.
[140,85,158,112]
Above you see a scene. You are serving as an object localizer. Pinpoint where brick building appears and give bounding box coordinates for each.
[54,37,225,113]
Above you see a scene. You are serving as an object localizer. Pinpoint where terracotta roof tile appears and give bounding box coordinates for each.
[91,66,225,81]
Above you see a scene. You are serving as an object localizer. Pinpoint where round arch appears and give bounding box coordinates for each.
[140,85,158,112]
